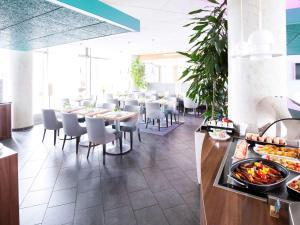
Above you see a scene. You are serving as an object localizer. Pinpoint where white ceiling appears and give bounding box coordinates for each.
[77,0,210,57]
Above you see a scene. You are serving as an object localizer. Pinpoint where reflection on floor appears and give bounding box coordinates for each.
[2,116,202,225]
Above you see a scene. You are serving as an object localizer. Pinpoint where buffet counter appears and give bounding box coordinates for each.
[195,127,299,225]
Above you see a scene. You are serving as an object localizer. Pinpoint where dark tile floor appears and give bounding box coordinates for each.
[2,116,202,225]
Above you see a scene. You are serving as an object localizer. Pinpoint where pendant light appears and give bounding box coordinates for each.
[232,0,249,58]
[247,0,281,60]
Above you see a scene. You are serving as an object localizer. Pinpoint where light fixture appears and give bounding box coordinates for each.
[247,0,282,60]
[232,0,249,58]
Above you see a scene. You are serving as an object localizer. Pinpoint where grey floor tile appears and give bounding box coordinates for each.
[181,190,200,218]
[48,188,77,207]
[104,206,137,225]
[129,189,157,210]
[74,205,104,225]
[20,204,47,225]
[42,203,75,225]
[154,189,185,209]
[77,177,101,193]
[163,167,186,181]
[134,205,169,225]
[21,189,52,208]
[164,204,199,225]
[19,178,34,205]
[142,167,171,193]
[76,189,102,210]
[170,177,199,194]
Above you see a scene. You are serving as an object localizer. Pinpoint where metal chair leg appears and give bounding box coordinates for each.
[87,142,92,159]
[130,131,133,150]
[42,129,46,142]
[158,119,160,131]
[146,118,149,128]
[119,136,123,154]
[171,114,173,125]
[76,136,80,154]
[102,144,106,165]
[166,115,168,127]
[62,135,67,150]
[138,129,141,142]
[54,130,57,146]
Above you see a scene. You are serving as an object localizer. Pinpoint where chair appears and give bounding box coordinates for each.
[85,117,122,163]
[125,99,139,106]
[183,97,198,117]
[102,103,116,110]
[164,97,180,125]
[41,109,63,146]
[120,105,142,150]
[106,98,119,108]
[61,113,87,154]
[145,102,167,131]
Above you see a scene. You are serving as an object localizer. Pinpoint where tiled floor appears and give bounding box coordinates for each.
[2,116,201,225]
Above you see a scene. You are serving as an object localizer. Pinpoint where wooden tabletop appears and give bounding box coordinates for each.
[94,111,137,121]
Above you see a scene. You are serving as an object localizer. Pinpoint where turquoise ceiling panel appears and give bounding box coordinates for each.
[287,8,300,55]
[0,0,140,51]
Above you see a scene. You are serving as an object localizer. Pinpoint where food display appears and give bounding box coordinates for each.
[245,133,286,145]
[254,145,300,160]
[232,161,285,185]
[208,129,230,141]
[287,176,300,198]
[264,155,300,173]
[233,140,248,160]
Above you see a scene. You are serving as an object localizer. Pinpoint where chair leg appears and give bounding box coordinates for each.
[57,129,60,136]
[62,135,67,150]
[87,142,92,159]
[124,132,126,139]
[42,129,46,142]
[166,115,168,128]
[158,119,160,131]
[145,118,149,128]
[102,144,106,165]
[183,108,186,116]
[130,131,133,150]
[152,119,155,125]
[138,129,141,142]
[171,114,173,125]
[76,136,80,154]
[119,137,123,154]
[54,130,57,146]
[174,114,177,123]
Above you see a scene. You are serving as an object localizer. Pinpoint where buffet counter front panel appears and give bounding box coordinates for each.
[196,129,295,225]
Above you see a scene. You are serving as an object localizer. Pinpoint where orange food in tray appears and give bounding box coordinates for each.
[256,145,300,160]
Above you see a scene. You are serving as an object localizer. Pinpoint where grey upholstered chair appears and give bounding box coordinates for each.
[41,109,63,146]
[85,117,121,163]
[183,97,198,117]
[61,113,87,154]
[165,97,180,125]
[102,102,116,110]
[145,102,167,131]
[120,105,141,150]
[106,98,119,108]
[125,99,139,106]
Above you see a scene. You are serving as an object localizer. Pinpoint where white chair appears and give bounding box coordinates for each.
[120,105,142,149]
[183,97,198,117]
[41,109,63,146]
[102,103,116,110]
[145,102,167,131]
[85,117,121,163]
[125,99,139,106]
[61,113,87,154]
[165,97,180,124]
[106,98,119,108]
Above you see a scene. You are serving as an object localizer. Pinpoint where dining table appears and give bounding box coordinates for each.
[57,106,138,155]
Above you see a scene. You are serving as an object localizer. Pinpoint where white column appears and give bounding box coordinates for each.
[228,0,287,131]
[9,51,33,130]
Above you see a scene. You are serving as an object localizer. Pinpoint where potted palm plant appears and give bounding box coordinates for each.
[130,58,147,91]
[179,0,228,120]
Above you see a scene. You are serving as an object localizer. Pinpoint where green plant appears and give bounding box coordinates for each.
[131,58,147,90]
[179,0,228,119]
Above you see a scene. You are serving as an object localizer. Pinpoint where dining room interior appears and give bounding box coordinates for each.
[1,0,300,225]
